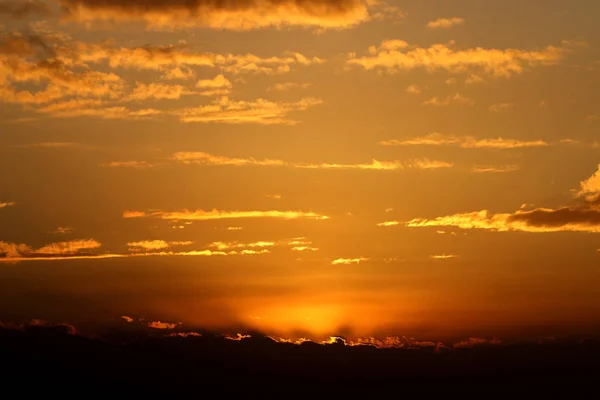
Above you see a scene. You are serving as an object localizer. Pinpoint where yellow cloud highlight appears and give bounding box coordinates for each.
[376,221,400,227]
[379,133,549,149]
[426,17,465,29]
[406,207,600,233]
[348,40,567,78]
[431,254,459,259]
[126,209,330,221]
[195,74,232,89]
[171,151,453,171]
[578,164,600,200]
[127,240,194,251]
[332,257,369,265]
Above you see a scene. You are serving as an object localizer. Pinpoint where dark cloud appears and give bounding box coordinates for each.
[1,320,599,395]
[58,0,369,30]
[0,0,52,18]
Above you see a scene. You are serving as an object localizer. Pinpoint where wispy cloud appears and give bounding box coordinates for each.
[0,201,16,209]
[127,240,194,251]
[376,221,400,227]
[422,93,474,106]
[430,254,459,259]
[406,165,600,233]
[53,227,74,235]
[426,17,465,29]
[471,165,520,173]
[0,238,107,262]
[267,82,311,91]
[59,0,371,31]
[102,161,158,168]
[332,257,369,265]
[489,103,515,113]
[173,96,323,125]
[379,133,549,149]
[124,209,330,221]
[0,0,52,18]
[348,40,569,78]
[170,151,453,171]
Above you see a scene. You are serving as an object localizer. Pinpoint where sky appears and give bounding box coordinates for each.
[1,0,600,342]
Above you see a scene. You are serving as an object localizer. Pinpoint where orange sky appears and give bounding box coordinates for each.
[1,0,600,341]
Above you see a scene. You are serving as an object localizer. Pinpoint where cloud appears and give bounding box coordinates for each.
[53,226,73,235]
[267,82,311,91]
[489,103,515,113]
[77,43,325,76]
[347,40,567,77]
[332,257,369,265]
[127,240,194,251]
[196,74,232,89]
[122,82,188,102]
[465,74,486,84]
[173,96,323,124]
[0,201,15,209]
[291,246,319,252]
[120,316,134,323]
[405,84,422,94]
[376,221,399,227]
[471,165,520,173]
[426,17,465,29]
[421,93,474,106]
[0,238,118,262]
[405,161,600,234]
[0,32,324,122]
[148,321,179,330]
[123,210,146,218]
[430,254,459,259]
[30,142,76,148]
[577,164,600,200]
[103,161,158,168]
[0,0,51,18]
[173,151,287,167]
[59,0,370,31]
[125,209,330,222]
[171,151,453,171]
[406,207,600,234]
[379,133,549,149]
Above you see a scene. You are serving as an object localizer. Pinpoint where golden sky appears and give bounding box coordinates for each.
[1,0,600,341]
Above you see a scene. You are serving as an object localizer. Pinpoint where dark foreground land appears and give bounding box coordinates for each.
[1,324,599,395]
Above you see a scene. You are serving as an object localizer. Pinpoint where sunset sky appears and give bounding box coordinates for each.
[1,0,600,342]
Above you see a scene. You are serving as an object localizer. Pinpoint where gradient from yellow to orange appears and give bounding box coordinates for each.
[1,0,600,342]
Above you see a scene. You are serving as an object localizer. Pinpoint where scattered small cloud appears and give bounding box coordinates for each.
[430,254,459,259]
[376,221,400,227]
[53,227,73,235]
[332,257,369,265]
[471,165,520,173]
[380,133,549,149]
[422,93,474,106]
[406,84,422,94]
[127,240,194,251]
[426,17,465,30]
[148,321,179,330]
[267,82,311,91]
[489,103,515,113]
[0,201,16,209]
